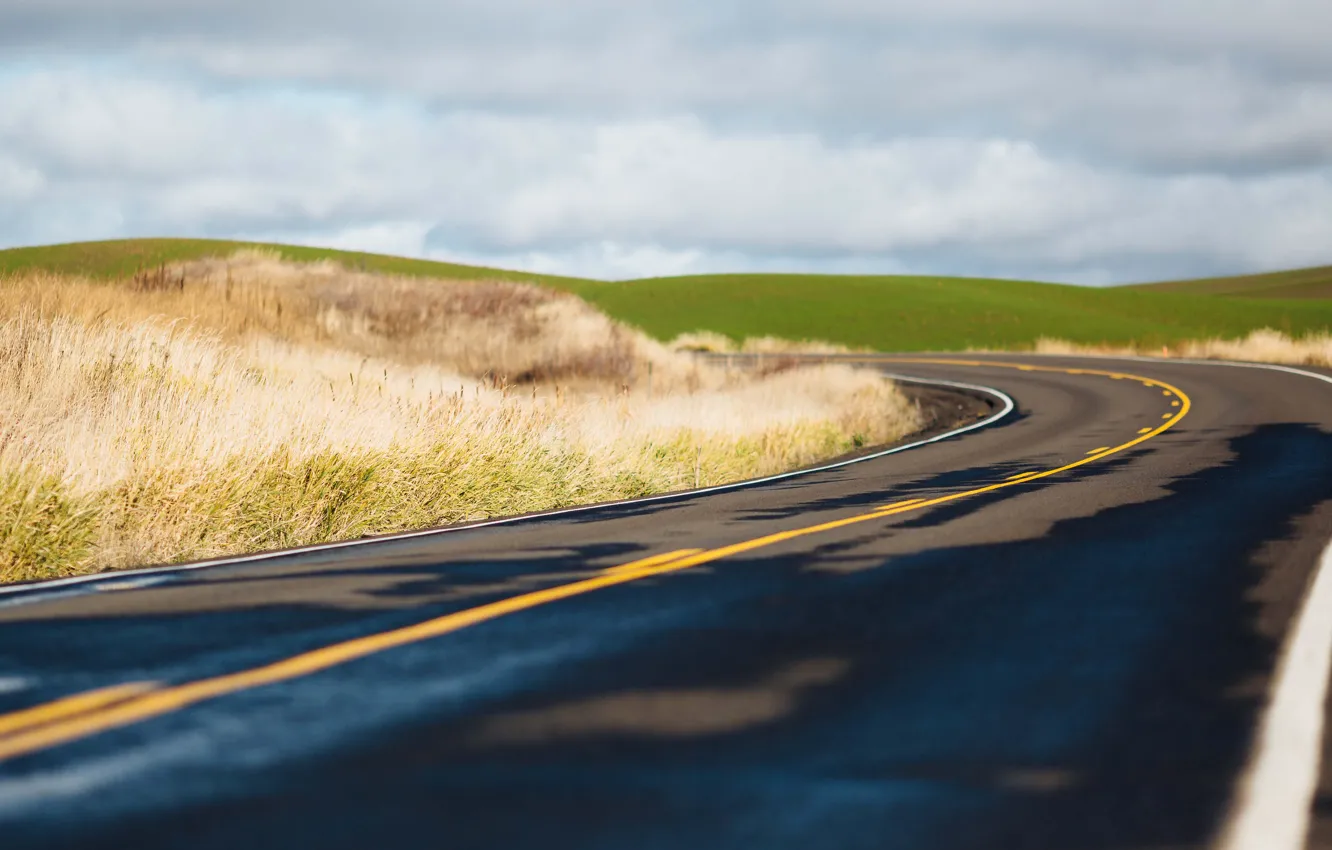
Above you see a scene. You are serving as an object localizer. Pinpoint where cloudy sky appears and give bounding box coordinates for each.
[1,1,1330,282]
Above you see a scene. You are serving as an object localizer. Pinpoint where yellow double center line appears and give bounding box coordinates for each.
[0,361,1190,763]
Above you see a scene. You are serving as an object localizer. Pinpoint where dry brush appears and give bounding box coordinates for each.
[1033,329,1332,367]
[0,254,920,582]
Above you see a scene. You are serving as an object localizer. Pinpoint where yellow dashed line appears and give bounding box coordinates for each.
[876,498,926,511]
[0,683,157,739]
[602,549,702,575]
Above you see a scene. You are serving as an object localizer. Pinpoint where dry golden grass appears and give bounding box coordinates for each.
[0,256,920,582]
[9,251,710,391]
[1033,329,1332,367]
[1176,329,1332,366]
[669,330,860,356]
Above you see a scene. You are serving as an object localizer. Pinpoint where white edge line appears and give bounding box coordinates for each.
[990,350,1332,850]
[1222,540,1332,850]
[0,373,1015,603]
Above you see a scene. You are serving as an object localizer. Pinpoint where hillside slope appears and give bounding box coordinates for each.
[1127,265,1332,299]
[0,252,918,580]
[4,239,1331,350]
[576,273,1332,351]
[0,238,590,288]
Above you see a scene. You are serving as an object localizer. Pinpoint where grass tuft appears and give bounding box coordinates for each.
[0,469,97,582]
[1034,328,1332,367]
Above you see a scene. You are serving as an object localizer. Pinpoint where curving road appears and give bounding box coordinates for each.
[2,354,1332,849]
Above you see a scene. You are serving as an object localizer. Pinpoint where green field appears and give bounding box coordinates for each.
[573,273,1332,351]
[4,238,1331,351]
[1128,264,1332,299]
[0,238,584,288]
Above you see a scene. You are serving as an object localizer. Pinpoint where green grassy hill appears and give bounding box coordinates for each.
[3,238,1331,351]
[1128,264,1332,299]
[0,238,587,288]
[575,273,1332,351]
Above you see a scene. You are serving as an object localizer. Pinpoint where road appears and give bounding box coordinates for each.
[2,354,1332,850]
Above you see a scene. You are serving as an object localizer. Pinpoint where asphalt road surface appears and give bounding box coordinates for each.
[2,354,1332,850]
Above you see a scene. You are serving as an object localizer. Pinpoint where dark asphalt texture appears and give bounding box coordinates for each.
[2,354,1332,850]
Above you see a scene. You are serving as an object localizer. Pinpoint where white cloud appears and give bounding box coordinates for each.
[0,156,44,201]
[277,222,437,261]
[433,243,712,282]
[8,1,1332,171]
[8,0,1331,62]
[105,35,1332,172]
[1,2,1331,281]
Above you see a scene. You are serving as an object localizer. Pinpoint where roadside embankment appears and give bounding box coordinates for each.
[0,254,921,582]
[1034,329,1332,368]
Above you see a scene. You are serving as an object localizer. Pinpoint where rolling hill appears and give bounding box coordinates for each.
[0,238,585,288]
[1127,264,1332,299]
[573,273,1332,351]
[3,238,1331,351]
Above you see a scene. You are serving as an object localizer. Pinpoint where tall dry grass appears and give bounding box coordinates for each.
[669,330,860,356]
[8,252,706,390]
[0,256,919,582]
[1033,329,1332,367]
